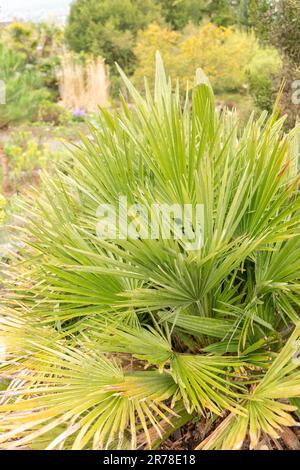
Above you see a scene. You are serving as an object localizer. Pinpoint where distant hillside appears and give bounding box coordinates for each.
[0,0,72,22]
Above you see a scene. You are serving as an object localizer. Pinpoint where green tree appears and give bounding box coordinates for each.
[156,0,206,29]
[0,46,47,194]
[250,1,300,127]
[65,0,161,74]
[2,21,63,99]
[203,0,238,26]
[271,0,300,65]
[237,0,272,32]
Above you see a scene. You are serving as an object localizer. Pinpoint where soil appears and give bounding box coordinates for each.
[159,418,300,451]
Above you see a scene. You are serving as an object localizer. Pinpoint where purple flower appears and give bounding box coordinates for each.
[72,108,87,118]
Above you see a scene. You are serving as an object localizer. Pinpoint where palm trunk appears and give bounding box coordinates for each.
[0,143,12,195]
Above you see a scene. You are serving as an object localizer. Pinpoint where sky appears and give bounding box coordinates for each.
[0,0,72,21]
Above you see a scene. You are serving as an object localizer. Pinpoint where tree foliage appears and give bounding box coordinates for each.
[249,1,300,127]
[134,22,280,93]
[65,0,244,76]
[0,44,49,194]
[271,0,300,65]
[237,0,273,34]
[65,0,161,73]
[156,0,206,29]
[240,0,300,58]
[203,0,238,26]
[0,45,47,129]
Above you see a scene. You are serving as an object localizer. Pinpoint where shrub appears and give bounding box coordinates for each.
[247,73,274,113]
[38,101,72,126]
[133,23,180,89]
[3,131,65,192]
[247,47,282,113]
[178,23,256,92]
[134,23,261,93]
[1,22,38,64]
[1,56,300,450]
[37,56,61,100]
[1,21,63,101]
[2,21,64,65]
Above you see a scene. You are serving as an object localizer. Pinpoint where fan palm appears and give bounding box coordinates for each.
[1,54,300,450]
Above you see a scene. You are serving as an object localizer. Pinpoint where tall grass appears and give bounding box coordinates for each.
[59,55,110,112]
